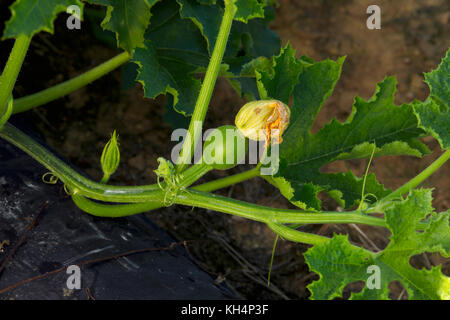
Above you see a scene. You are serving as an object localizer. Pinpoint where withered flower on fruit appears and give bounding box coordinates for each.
[235,99,290,146]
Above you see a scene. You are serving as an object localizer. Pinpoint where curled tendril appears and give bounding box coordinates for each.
[359,193,379,212]
[363,193,378,202]
[42,172,59,184]
[358,143,377,212]
[63,184,73,196]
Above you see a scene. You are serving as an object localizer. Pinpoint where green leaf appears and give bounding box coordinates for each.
[177,0,273,56]
[132,0,280,117]
[413,48,450,150]
[425,48,450,109]
[240,56,272,76]
[255,43,305,104]
[176,0,279,100]
[259,53,428,209]
[263,175,322,210]
[304,189,450,300]
[86,0,160,52]
[305,234,375,300]
[227,10,280,60]
[224,9,280,100]
[234,0,265,23]
[334,140,429,161]
[133,40,204,116]
[2,0,84,39]
[132,0,209,116]
[177,0,222,54]
[414,99,449,150]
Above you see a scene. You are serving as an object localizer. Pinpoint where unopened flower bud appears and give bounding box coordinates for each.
[100,130,120,181]
[235,100,290,146]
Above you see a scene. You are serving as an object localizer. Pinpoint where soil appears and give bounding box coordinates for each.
[0,0,448,299]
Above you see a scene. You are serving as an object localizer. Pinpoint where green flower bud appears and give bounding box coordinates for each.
[235,99,290,146]
[100,130,120,181]
[202,125,247,170]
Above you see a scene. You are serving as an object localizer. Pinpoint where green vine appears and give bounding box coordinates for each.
[0,0,448,300]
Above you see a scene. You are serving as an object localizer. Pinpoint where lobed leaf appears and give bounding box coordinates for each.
[413,48,450,150]
[178,0,268,50]
[85,0,159,52]
[256,43,305,104]
[132,0,209,116]
[177,0,222,54]
[424,48,450,109]
[304,189,450,300]
[251,46,429,210]
[2,0,84,39]
[132,0,280,117]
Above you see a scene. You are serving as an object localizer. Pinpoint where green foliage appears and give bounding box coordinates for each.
[2,0,277,115]
[414,99,449,150]
[252,44,430,210]
[413,49,450,150]
[234,0,265,23]
[177,0,222,54]
[132,0,280,117]
[85,0,159,52]
[0,0,448,302]
[424,49,450,110]
[132,0,209,116]
[256,43,304,103]
[177,0,266,55]
[2,0,84,39]
[304,189,450,300]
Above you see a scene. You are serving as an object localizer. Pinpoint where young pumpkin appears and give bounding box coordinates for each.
[202,125,247,170]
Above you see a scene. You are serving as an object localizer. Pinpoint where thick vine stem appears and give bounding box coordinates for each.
[1,121,444,231]
[13,51,131,113]
[267,223,376,256]
[1,121,387,227]
[175,0,236,172]
[0,121,259,205]
[0,35,31,113]
[72,195,163,217]
[174,189,387,227]
[72,187,387,228]
[0,122,193,202]
[373,149,450,211]
[73,162,214,216]
[266,223,329,246]
[73,166,259,216]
